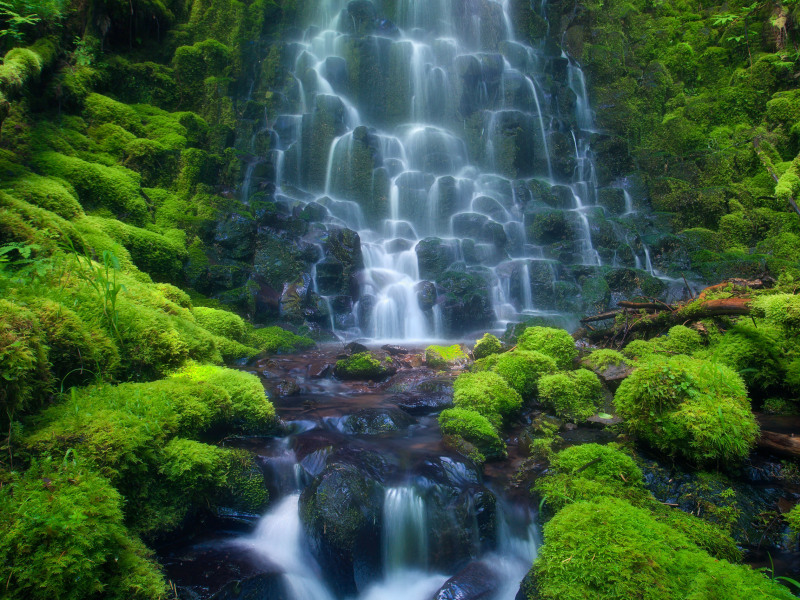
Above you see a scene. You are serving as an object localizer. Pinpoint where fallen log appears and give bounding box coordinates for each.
[580,309,624,323]
[757,430,800,459]
[617,301,666,310]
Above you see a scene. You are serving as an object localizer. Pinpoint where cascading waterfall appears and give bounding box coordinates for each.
[243,0,645,342]
[382,487,428,573]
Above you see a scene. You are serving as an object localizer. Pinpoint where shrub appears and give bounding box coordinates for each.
[491,349,557,398]
[0,457,166,600]
[334,352,395,380]
[517,326,577,368]
[532,496,793,600]
[538,369,603,422]
[193,306,247,341]
[247,326,315,354]
[452,370,523,426]
[473,332,501,359]
[424,344,468,368]
[438,407,506,459]
[614,356,759,464]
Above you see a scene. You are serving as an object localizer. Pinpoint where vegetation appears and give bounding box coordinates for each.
[334,351,396,380]
[438,407,506,460]
[490,349,557,399]
[538,369,603,422]
[452,370,523,427]
[516,326,578,369]
[424,343,468,368]
[473,332,501,359]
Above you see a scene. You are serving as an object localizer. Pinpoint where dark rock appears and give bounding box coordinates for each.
[275,380,301,397]
[385,238,414,254]
[345,341,369,354]
[325,56,348,94]
[432,562,499,600]
[333,351,398,380]
[299,201,328,222]
[392,393,453,415]
[310,363,332,379]
[211,572,286,600]
[452,212,489,240]
[338,408,418,434]
[437,271,495,336]
[380,344,408,355]
[416,238,458,281]
[415,280,437,311]
[580,357,633,392]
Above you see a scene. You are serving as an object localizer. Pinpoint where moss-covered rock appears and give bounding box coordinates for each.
[438,407,506,460]
[538,369,603,422]
[334,351,397,380]
[473,332,501,359]
[424,344,468,368]
[452,370,523,426]
[490,349,557,399]
[516,326,577,369]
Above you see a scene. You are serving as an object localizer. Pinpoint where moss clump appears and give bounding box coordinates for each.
[491,349,557,399]
[438,407,506,460]
[532,497,792,600]
[246,326,315,354]
[334,352,395,380]
[193,306,247,341]
[473,332,501,359]
[0,457,167,600]
[584,349,629,371]
[452,370,523,426]
[614,356,759,464]
[538,370,603,422]
[517,326,577,369]
[424,344,468,368]
[787,505,800,535]
[2,173,84,219]
[624,325,705,360]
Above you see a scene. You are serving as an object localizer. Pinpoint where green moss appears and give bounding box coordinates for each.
[623,325,704,360]
[614,356,759,464]
[452,370,523,426]
[701,321,787,389]
[246,326,315,354]
[584,349,630,371]
[193,306,246,341]
[155,283,192,309]
[83,93,144,136]
[517,326,577,368]
[491,349,557,399]
[424,344,468,368]
[438,407,506,460]
[538,369,603,422]
[0,457,167,600]
[2,173,84,219]
[787,504,800,535]
[532,497,792,600]
[334,351,395,380]
[473,332,501,359]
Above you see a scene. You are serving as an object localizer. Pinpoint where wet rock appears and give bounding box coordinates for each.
[392,392,453,415]
[437,271,495,336]
[432,561,499,600]
[597,187,626,215]
[345,341,369,354]
[275,380,301,397]
[321,227,364,297]
[381,344,408,355]
[415,280,438,311]
[298,201,328,222]
[385,238,413,254]
[416,237,458,281]
[452,212,488,240]
[211,572,285,600]
[214,213,257,262]
[309,363,332,379]
[338,407,418,434]
[515,569,537,600]
[333,351,398,380]
[357,293,376,326]
[325,56,348,93]
[580,356,633,392]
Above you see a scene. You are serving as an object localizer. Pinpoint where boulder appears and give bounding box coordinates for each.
[338,408,417,434]
[431,562,500,599]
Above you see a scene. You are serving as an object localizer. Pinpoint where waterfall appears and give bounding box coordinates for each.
[382,487,428,574]
[242,494,336,600]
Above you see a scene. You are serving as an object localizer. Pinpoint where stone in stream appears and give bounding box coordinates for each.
[391,392,453,415]
[210,572,285,600]
[345,340,369,354]
[431,561,500,600]
[380,344,408,355]
[338,408,417,435]
[333,351,398,380]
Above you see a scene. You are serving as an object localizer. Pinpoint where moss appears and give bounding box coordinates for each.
[584,349,630,371]
[334,352,395,380]
[83,93,144,136]
[2,173,84,219]
[424,344,468,368]
[752,293,800,332]
[216,447,269,515]
[473,332,501,359]
[517,326,577,369]
[614,355,759,464]
[172,363,275,433]
[0,457,167,600]
[624,325,704,360]
[491,349,557,399]
[538,369,603,422]
[438,407,506,460]
[193,306,247,342]
[154,283,192,309]
[787,505,800,535]
[246,326,315,354]
[701,321,787,389]
[532,497,792,600]
[0,299,51,426]
[34,152,148,226]
[452,370,523,426]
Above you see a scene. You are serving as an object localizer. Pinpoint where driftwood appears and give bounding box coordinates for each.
[757,430,800,459]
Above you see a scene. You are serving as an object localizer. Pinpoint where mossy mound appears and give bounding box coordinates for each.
[490,349,557,399]
[614,356,759,464]
[334,352,397,380]
[438,408,506,460]
[424,343,469,368]
[247,326,315,355]
[538,369,603,422]
[583,349,630,372]
[516,326,577,369]
[452,370,523,427]
[473,332,502,359]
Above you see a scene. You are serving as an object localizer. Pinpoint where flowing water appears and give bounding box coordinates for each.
[235,0,684,343]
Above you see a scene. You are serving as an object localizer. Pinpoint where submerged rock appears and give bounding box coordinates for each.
[432,561,500,600]
[338,408,417,434]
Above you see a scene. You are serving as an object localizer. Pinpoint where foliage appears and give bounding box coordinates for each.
[473,332,501,359]
[614,356,759,464]
[424,343,468,368]
[517,326,577,369]
[0,456,166,600]
[452,370,523,426]
[538,369,603,422]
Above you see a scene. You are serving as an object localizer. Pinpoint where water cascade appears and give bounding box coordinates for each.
[238,0,671,341]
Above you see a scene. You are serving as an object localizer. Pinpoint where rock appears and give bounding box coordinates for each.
[437,271,495,336]
[392,392,453,415]
[275,380,301,397]
[380,344,408,355]
[338,408,418,434]
[432,562,499,600]
[442,434,485,466]
[416,238,458,281]
[424,344,470,369]
[321,227,364,296]
[325,56,348,93]
[415,280,438,311]
[345,341,369,354]
[211,572,285,600]
[310,363,332,379]
[580,357,633,391]
[333,351,398,380]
